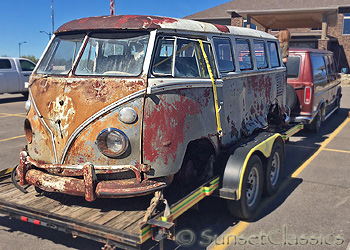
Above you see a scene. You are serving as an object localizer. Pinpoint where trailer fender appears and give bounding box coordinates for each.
[220,132,284,200]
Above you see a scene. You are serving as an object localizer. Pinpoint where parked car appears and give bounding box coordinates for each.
[286,48,342,132]
[0,57,36,98]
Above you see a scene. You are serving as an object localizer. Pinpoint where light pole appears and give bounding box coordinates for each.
[18,41,26,57]
[40,30,52,40]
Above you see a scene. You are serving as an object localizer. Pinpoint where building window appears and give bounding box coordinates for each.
[243,19,257,29]
[343,13,350,34]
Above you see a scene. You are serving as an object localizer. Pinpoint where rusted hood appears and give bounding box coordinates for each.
[29,75,146,161]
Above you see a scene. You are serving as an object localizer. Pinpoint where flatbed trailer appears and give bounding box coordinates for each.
[0,124,303,250]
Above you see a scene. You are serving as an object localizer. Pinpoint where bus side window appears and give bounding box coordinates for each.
[267,41,280,68]
[152,38,175,76]
[213,37,235,73]
[254,40,268,69]
[236,39,253,70]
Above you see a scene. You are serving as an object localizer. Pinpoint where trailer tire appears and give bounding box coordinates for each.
[264,142,283,196]
[227,155,263,220]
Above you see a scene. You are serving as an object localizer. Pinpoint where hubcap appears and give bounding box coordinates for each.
[270,152,280,186]
[246,167,259,207]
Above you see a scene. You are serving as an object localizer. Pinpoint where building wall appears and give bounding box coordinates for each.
[328,14,350,70]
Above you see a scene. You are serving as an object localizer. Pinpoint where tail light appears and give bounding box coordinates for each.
[304,87,312,104]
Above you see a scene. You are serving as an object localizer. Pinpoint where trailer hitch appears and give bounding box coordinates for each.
[148,218,174,242]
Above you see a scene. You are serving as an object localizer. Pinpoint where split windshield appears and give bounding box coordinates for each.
[36,32,149,76]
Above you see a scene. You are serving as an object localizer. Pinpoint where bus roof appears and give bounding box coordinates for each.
[56,15,276,39]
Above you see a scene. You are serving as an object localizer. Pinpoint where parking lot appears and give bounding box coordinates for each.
[0,86,349,250]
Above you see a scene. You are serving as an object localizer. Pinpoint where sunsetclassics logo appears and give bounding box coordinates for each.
[175,225,346,247]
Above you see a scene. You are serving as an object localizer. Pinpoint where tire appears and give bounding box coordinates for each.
[310,112,321,133]
[310,106,324,133]
[227,155,264,220]
[264,142,283,196]
[286,83,298,111]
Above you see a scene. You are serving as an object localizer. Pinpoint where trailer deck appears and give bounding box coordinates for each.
[0,170,219,249]
[0,123,302,249]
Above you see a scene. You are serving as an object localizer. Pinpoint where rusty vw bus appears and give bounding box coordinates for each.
[17,15,287,204]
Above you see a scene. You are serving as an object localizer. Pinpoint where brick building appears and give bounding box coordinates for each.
[185,0,350,70]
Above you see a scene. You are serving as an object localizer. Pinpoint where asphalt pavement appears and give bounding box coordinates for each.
[0,86,349,250]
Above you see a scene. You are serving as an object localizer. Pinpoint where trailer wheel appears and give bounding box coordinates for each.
[264,142,283,196]
[227,155,263,220]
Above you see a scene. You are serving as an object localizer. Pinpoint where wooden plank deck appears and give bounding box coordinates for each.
[0,177,151,235]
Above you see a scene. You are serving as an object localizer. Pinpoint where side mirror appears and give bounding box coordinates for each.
[341,68,348,74]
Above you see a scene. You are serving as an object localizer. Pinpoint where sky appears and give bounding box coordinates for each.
[0,0,230,59]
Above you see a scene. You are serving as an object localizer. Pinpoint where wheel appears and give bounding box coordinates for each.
[310,112,321,133]
[264,142,283,196]
[227,155,263,220]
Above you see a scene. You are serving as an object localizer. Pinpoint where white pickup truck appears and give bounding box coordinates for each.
[0,57,36,98]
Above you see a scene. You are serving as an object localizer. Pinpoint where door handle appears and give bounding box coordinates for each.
[24,74,30,76]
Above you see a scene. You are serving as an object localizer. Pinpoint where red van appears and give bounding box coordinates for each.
[287,48,342,132]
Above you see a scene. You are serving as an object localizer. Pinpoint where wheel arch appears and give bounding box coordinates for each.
[174,137,217,184]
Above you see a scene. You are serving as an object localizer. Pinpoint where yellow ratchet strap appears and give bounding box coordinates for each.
[198,40,222,137]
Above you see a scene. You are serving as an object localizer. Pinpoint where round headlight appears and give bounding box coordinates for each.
[96,128,129,158]
[119,107,138,124]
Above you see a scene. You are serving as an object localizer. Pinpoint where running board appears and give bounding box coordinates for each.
[324,106,339,121]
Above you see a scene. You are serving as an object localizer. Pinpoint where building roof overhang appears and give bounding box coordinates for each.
[228,7,339,29]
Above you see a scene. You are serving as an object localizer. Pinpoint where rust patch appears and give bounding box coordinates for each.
[29,75,146,162]
[83,163,97,201]
[143,88,211,166]
[212,23,230,33]
[56,15,178,33]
